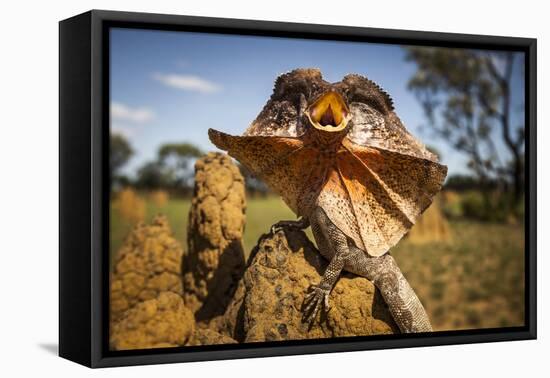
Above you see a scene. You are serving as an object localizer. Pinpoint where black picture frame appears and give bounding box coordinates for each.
[59,9,537,368]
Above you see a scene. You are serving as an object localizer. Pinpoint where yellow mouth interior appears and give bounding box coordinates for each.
[306,91,349,132]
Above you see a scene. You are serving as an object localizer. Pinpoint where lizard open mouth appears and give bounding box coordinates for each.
[306,90,350,132]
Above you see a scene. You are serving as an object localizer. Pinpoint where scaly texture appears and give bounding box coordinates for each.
[310,207,432,332]
[110,215,183,324]
[110,292,195,350]
[182,152,246,321]
[209,69,446,256]
[209,68,446,333]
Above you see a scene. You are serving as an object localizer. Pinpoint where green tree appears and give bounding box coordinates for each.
[134,161,174,189]
[134,142,203,191]
[110,133,133,187]
[405,47,524,203]
[158,143,203,187]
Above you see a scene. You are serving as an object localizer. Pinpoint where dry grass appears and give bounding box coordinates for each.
[149,190,169,208]
[407,198,451,244]
[110,195,525,332]
[112,188,146,223]
[393,220,525,331]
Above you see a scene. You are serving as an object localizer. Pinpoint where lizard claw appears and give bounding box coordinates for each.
[270,218,309,235]
[302,284,331,324]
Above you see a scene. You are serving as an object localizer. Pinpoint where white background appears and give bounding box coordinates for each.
[0,0,546,376]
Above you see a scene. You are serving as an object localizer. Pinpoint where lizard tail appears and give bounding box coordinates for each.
[371,254,433,333]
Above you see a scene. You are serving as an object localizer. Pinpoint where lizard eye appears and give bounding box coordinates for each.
[306,91,350,132]
[348,90,388,115]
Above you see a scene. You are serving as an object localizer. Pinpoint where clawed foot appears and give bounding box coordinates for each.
[302,284,331,324]
[270,218,309,234]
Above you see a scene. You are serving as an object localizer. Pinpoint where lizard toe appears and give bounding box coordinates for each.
[301,285,330,324]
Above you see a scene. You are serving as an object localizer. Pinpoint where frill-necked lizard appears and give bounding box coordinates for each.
[209,68,447,333]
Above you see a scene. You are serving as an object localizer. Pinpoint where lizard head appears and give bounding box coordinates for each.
[242,68,394,139]
[207,68,446,237]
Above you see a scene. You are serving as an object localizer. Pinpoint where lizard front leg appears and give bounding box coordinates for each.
[302,249,346,322]
[303,207,350,323]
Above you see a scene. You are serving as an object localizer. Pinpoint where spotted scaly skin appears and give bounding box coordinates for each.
[209,68,446,333]
[306,207,432,332]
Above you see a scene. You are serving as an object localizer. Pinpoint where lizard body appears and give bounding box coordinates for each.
[301,207,431,332]
[209,68,447,333]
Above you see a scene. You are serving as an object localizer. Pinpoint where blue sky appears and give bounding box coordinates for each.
[110,27,525,178]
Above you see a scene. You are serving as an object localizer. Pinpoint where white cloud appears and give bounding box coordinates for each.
[111,123,137,138]
[152,73,221,94]
[111,102,155,123]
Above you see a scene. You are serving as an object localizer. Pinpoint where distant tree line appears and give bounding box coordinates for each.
[405,47,525,208]
[112,46,526,221]
[444,174,516,192]
[110,134,134,189]
[110,133,203,195]
[110,133,273,197]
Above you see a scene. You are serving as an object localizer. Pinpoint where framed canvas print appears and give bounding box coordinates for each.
[59,10,537,368]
